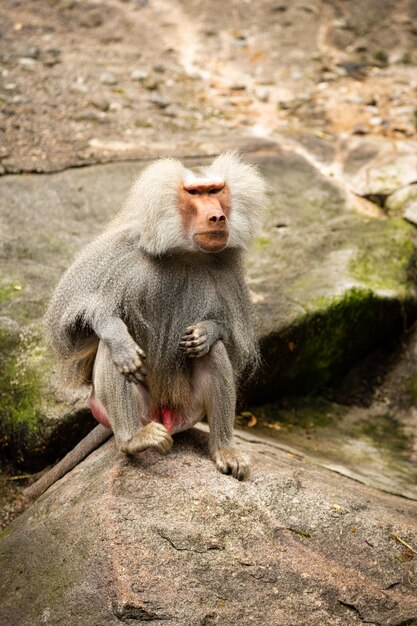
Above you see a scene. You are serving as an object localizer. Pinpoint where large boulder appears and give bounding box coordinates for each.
[1,428,417,626]
[1,147,416,467]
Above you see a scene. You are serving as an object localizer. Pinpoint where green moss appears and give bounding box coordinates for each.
[256,397,340,429]
[350,219,415,295]
[257,284,407,398]
[0,282,23,304]
[254,235,271,249]
[0,327,52,463]
[353,414,410,455]
[0,526,12,540]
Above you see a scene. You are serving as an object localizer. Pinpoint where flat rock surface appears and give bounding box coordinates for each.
[1,427,417,626]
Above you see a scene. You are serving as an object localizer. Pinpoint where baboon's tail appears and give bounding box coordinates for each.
[24,425,113,501]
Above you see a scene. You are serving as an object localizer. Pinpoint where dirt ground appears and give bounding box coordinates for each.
[1,0,417,174]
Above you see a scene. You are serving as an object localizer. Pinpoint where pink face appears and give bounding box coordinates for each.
[178,181,231,253]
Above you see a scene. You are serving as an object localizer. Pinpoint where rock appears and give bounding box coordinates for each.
[20,46,40,59]
[149,92,170,108]
[153,63,165,73]
[351,124,369,135]
[18,57,36,70]
[75,110,107,123]
[1,151,416,465]
[1,428,417,625]
[255,87,270,102]
[99,71,118,86]
[89,95,110,112]
[42,48,61,67]
[142,76,159,90]
[385,184,417,223]
[403,203,417,226]
[130,69,148,81]
[341,137,417,195]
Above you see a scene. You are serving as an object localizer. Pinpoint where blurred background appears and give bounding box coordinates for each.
[1,0,417,172]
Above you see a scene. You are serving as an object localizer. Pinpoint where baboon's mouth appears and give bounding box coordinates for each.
[193,231,229,252]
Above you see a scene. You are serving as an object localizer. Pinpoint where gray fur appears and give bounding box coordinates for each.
[27,153,266,499]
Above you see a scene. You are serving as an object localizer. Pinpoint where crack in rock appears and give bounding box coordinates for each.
[113,601,172,622]
[156,528,224,553]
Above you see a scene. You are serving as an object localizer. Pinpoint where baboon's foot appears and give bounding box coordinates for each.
[120,422,173,455]
[212,447,250,480]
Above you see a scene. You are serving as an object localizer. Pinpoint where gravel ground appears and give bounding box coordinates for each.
[1,0,417,174]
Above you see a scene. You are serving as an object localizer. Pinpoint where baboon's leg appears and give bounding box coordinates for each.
[191,340,250,480]
[93,341,172,455]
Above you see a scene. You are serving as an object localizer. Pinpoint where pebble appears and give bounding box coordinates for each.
[271,4,288,12]
[43,48,61,67]
[256,87,271,102]
[100,72,118,86]
[149,92,170,108]
[352,124,369,135]
[291,69,303,80]
[76,110,107,122]
[346,95,364,105]
[131,69,148,81]
[153,63,165,73]
[21,46,40,59]
[369,116,383,126]
[142,76,159,90]
[89,95,110,111]
[18,58,36,70]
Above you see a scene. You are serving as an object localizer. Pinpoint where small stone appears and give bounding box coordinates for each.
[131,69,148,81]
[11,95,27,104]
[18,57,36,69]
[346,95,364,105]
[43,48,61,67]
[153,63,165,73]
[21,46,40,59]
[352,125,369,135]
[89,96,110,112]
[291,69,303,80]
[256,87,271,102]
[369,116,383,126]
[142,76,159,90]
[100,72,118,86]
[76,110,107,122]
[71,82,88,94]
[149,93,170,108]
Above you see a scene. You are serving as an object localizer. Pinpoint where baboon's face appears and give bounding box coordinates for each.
[178,179,231,253]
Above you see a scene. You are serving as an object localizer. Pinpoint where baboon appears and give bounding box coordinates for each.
[26,152,267,500]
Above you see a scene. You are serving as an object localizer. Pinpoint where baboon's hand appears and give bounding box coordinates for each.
[179,323,210,358]
[111,340,147,383]
[212,447,250,481]
[120,423,173,455]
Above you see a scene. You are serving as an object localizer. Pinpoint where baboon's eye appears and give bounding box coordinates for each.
[186,189,201,196]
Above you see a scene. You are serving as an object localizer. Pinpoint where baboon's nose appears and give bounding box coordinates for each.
[208,214,226,228]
